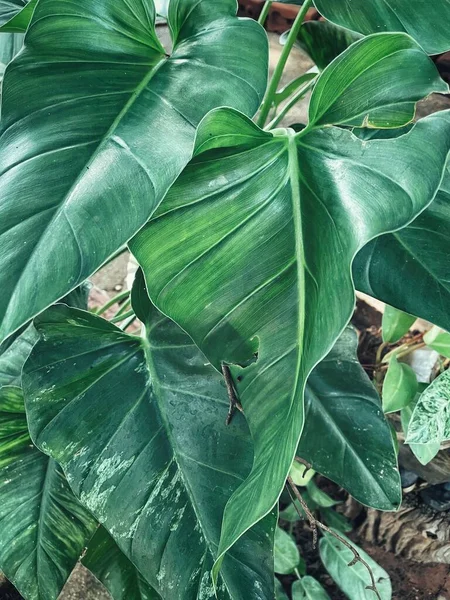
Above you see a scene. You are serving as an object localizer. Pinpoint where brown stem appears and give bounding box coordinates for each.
[221,364,243,425]
[286,477,382,600]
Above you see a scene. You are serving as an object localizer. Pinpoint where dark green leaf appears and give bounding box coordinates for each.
[83,527,160,600]
[354,163,450,332]
[406,370,450,450]
[0,0,267,343]
[132,103,445,560]
[275,579,289,600]
[0,385,97,600]
[320,531,392,600]
[0,0,36,32]
[292,577,331,600]
[320,508,352,533]
[274,527,300,575]
[296,21,362,70]
[382,356,418,413]
[423,326,450,358]
[299,328,400,509]
[314,0,450,54]
[23,301,276,600]
[382,306,416,344]
[308,33,447,128]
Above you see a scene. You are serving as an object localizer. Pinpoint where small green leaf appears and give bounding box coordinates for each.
[308,33,447,128]
[401,398,441,465]
[274,527,300,575]
[383,356,418,413]
[306,480,339,508]
[292,577,331,600]
[320,508,352,533]
[275,579,289,600]
[423,326,450,358]
[296,21,362,70]
[83,527,160,600]
[320,531,392,600]
[406,370,450,453]
[289,461,315,486]
[314,0,450,55]
[382,306,416,343]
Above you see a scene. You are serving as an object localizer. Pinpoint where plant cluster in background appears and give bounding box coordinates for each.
[1,0,450,599]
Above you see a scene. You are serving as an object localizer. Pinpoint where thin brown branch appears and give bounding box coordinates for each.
[221,363,243,425]
[286,477,382,600]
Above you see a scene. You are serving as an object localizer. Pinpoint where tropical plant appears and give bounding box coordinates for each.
[1,0,450,598]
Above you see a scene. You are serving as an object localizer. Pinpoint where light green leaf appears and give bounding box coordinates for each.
[0,386,97,600]
[320,531,392,600]
[23,298,276,600]
[83,527,160,600]
[299,328,400,510]
[0,0,268,343]
[307,33,447,128]
[406,370,450,451]
[314,0,450,54]
[401,397,441,465]
[354,162,450,333]
[295,21,362,70]
[292,577,331,600]
[289,461,315,486]
[306,480,338,508]
[382,306,416,343]
[274,527,300,575]
[382,356,418,413]
[424,326,450,358]
[0,32,23,81]
[132,101,445,566]
[0,0,36,32]
[275,579,289,600]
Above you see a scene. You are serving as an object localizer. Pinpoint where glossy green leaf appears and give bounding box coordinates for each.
[296,21,362,70]
[314,0,450,55]
[275,579,289,600]
[23,301,276,600]
[299,328,400,509]
[306,480,338,508]
[320,531,392,600]
[0,0,268,344]
[308,33,447,128]
[382,305,416,343]
[406,370,450,450]
[132,103,445,565]
[423,326,450,358]
[354,162,450,332]
[0,0,36,32]
[274,527,300,575]
[382,356,418,413]
[0,386,97,600]
[292,577,331,600]
[83,527,160,600]
[401,396,441,465]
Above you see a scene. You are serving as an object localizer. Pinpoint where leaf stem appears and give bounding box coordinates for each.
[110,309,135,323]
[257,0,313,127]
[258,0,273,26]
[95,290,130,315]
[266,77,316,129]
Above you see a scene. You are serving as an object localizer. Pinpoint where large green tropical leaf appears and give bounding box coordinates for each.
[23,298,276,599]
[0,370,96,600]
[131,94,450,573]
[0,0,36,32]
[0,0,267,344]
[299,328,400,509]
[354,162,450,332]
[83,527,160,600]
[313,0,450,55]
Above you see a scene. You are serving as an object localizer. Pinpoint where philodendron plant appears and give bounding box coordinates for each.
[1,0,450,598]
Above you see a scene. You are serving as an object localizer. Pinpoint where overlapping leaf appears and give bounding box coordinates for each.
[23,295,275,600]
[295,21,362,70]
[0,332,96,600]
[0,0,35,32]
[0,0,267,343]
[314,0,450,54]
[83,527,160,600]
[131,36,450,569]
[354,163,450,332]
[299,328,400,510]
